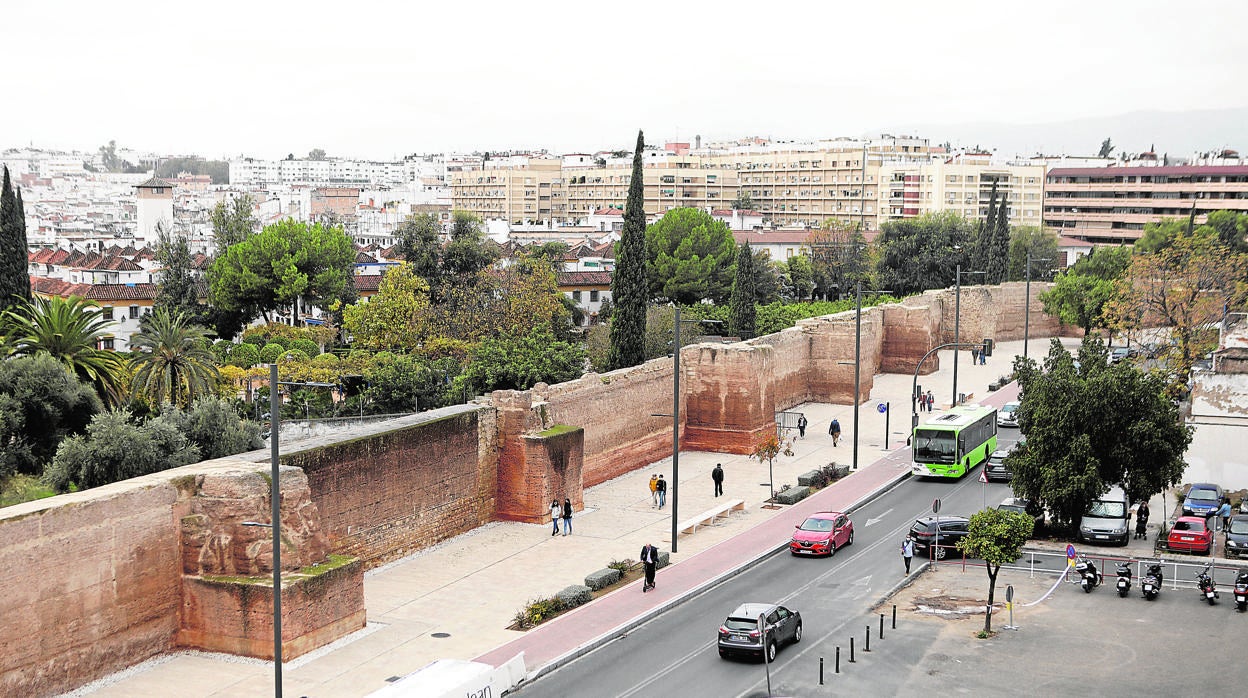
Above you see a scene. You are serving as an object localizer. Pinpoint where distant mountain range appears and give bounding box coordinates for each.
[882,107,1248,159]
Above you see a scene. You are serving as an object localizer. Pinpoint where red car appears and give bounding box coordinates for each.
[790,511,854,557]
[1167,516,1214,554]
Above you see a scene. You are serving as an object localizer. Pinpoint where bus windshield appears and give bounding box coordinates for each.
[913,429,956,463]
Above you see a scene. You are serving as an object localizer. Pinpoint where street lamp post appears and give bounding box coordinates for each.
[951,261,986,408]
[1023,252,1055,361]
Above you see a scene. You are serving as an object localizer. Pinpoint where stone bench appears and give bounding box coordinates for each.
[678,499,746,535]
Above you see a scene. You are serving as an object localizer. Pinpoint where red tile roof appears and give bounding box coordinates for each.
[593,207,624,216]
[29,276,158,301]
[557,271,612,286]
[354,274,383,292]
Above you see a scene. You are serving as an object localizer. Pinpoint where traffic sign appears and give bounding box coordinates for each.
[1005,585,1014,603]
[1066,543,1076,567]
[877,403,888,413]
[979,467,987,484]
[932,498,941,514]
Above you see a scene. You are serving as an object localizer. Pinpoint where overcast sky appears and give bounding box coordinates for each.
[4,1,1245,161]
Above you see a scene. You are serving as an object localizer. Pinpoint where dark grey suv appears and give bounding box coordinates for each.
[717,602,802,662]
[908,516,970,559]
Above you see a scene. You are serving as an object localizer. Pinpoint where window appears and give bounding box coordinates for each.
[99,338,115,350]
[129,306,140,319]
[102,307,114,321]
[590,290,599,302]
[572,291,582,302]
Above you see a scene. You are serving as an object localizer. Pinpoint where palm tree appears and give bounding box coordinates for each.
[129,308,220,408]
[3,295,129,405]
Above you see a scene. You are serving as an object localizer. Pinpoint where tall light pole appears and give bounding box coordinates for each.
[951,252,985,408]
[1023,252,1055,361]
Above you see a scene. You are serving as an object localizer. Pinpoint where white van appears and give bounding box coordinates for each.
[1078,486,1130,546]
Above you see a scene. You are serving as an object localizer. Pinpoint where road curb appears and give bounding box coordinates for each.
[520,466,914,685]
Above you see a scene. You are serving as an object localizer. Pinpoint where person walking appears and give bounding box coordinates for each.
[562,498,573,536]
[971,347,979,365]
[550,499,561,536]
[901,538,915,575]
[656,474,667,508]
[1218,498,1232,533]
[712,463,724,497]
[926,390,935,411]
[649,474,659,508]
[829,418,841,447]
[797,414,807,438]
[640,542,659,592]
[1135,499,1150,539]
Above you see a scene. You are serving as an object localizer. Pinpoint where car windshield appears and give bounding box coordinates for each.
[913,430,956,463]
[1174,520,1206,532]
[1188,489,1218,502]
[798,518,834,532]
[1228,520,1248,535]
[998,505,1024,515]
[1087,500,1125,518]
[1001,404,1017,414]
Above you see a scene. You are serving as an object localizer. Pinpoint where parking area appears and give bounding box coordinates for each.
[809,564,1248,696]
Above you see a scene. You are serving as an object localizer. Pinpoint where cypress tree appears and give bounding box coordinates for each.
[728,242,757,339]
[986,195,1011,284]
[0,166,32,313]
[971,181,998,274]
[606,131,649,370]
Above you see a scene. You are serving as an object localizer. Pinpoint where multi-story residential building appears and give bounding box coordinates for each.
[452,157,563,224]
[1044,164,1248,244]
[877,155,1046,230]
[228,157,410,187]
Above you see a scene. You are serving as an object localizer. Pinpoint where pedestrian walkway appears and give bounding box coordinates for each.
[75,338,1075,697]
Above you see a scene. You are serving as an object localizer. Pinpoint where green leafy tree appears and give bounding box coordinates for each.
[228,342,260,368]
[157,396,263,460]
[442,211,497,278]
[875,211,974,296]
[342,264,434,351]
[808,223,870,300]
[393,213,444,288]
[751,249,783,304]
[1205,210,1248,254]
[260,343,285,364]
[460,326,586,394]
[210,194,257,251]
[3,295,129,406]
[128,308,220,408]
[729,242,757,339]
[607,130,650,371]
[0,166,32,314]
[1006,226,1060,281]
[44,409,201,491]
[1008,337,1191,526]
[208,219,355,324]
[785,255,815,301]
[1098,137,1115,158]
[0,354,101,477]
[645,207,737,304]
[1134,217,1187,254]
[308,148,327,161]
[957,509,1033,633]
[153,225,204,321]
[1040,246,1130,333]
[363,354,441,414]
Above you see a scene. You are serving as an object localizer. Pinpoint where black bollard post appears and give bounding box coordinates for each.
[849,636,855,662]
[835,646,841,673]
[892,604,897,629]
[820,657,824,685]
[865,626,871,652]
[880,613,885,639]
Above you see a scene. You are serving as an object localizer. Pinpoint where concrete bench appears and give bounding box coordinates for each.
[678,499,746,535]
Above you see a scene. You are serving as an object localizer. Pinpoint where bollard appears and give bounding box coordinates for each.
[892,604,897,629]
[880,613,885,639]
[850,636,855,662]
[865,626,871,652]
[835,646,841,673]
[820,657,824,685]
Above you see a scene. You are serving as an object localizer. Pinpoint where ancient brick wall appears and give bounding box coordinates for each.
[682,343,777,454]
[278,405,497,569]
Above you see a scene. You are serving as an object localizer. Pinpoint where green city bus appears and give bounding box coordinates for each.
[911,404,998,478]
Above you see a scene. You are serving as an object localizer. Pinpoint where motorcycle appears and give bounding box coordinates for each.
[1234,570,1248,612]
[1141,562,1163,601]
[1196,564,1219,605]
[1115,561,1132,598]
[1075,556,1101,593]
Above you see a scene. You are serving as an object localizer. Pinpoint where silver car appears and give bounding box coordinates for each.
[717,602,802,662]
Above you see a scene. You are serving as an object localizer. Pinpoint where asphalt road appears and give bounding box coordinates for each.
[515,432,1025,697]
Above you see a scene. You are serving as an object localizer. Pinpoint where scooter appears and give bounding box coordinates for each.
[1196,564,1219,605]
[1075,556,1101,593]
[1115,561,1132,598]
[1234,570,1248,612]
[1141,562,1163,601]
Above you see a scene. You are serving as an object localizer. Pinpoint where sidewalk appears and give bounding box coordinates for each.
[75,338,1072,697]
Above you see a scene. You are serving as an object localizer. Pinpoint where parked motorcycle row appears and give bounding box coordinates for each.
[1074,555,1248,611]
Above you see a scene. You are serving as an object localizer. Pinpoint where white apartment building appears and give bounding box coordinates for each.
[878,155,1046,229]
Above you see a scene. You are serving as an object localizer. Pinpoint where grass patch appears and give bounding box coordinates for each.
[0,475,62,508]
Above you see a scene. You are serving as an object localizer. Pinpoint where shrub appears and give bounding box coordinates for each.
[513,595,567,629]
[229,343,260,368]
[260,343,285,364]
[290,338,320,357]
[608,558,634,574]
[281,349,311,363]
[313,352,340,365]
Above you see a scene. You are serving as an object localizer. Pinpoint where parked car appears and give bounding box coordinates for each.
[717,603,802,662]
[907,516,970,560]
[1167,516,1214,554]
[1109,347,1131,364]
[1181,483,1224,518]
[1225,515,1248,559]
[790,511,854,557]
[996,497,1044,533]
[1239,497,1248,515]
[997,401,1020,427]
[984,449,1012,482]
[1078,486,1131,546]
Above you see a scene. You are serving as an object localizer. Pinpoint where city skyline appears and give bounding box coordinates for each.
[3,2,1246,161]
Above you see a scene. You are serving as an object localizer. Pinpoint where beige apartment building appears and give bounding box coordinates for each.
[452,158,563,224]
[1044,164,1248,243]
[878,156,1046,230]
